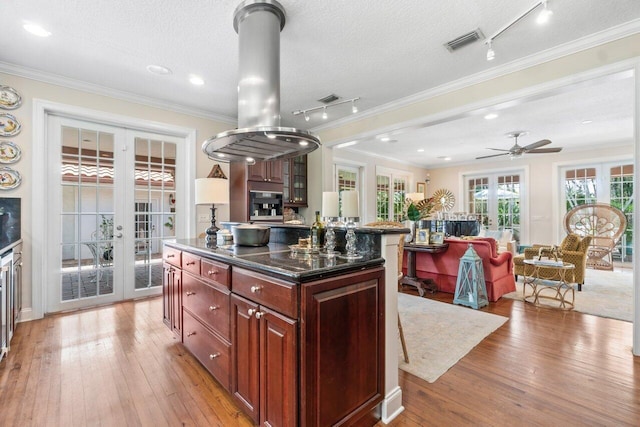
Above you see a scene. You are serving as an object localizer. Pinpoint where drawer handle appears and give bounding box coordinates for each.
[255,311,264,320]
[186,331,196,337]
[248,308,256,317]
[209,305,219,311]
[250,285,262,293]
[186,261,196,266]
[207,270,218,276]
[167,254,175,258]
[209,353,221,360]
[186,291,195,296]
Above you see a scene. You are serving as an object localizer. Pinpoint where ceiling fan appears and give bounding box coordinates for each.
[476,131,562,159]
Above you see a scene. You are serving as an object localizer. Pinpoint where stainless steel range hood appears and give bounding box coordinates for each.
[202,0,320,163]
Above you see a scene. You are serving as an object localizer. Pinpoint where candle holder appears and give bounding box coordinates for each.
[339,217,363,260]
[320,216,340,257]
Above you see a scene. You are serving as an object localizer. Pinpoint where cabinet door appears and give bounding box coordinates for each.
[284,155,307,207]
[260,306,298,427]
[231,294,260,424]
[267,160,284,183]
[247,162,268,182]
[300,268,385,426]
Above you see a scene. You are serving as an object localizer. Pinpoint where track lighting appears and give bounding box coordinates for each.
[485,1,553,62]
[486,40,495,61]
[537,0,553,24]
[292,97,360,122]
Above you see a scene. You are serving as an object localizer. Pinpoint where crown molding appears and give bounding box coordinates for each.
[0,61,237,125]
[312,19,640,133]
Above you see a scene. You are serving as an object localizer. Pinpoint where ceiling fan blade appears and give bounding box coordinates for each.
[476,152,510,159]
[527,147,563,154]
[486,148,511,152]
[523,139,551,151]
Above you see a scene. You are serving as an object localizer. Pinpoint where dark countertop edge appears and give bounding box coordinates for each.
[0,239,22,255]
[165,240,385,283]
[221,221,409,235]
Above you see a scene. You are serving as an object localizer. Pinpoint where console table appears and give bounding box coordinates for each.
[401,243,448,296]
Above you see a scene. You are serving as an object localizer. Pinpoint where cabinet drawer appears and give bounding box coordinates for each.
[182,252,200,276]
[183,310,231,392]
[183,273,230,340]
[232,267,298,318]
[201,258,230,289]
[163,247,181,268]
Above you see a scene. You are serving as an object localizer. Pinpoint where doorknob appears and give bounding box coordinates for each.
[115,233,123,238]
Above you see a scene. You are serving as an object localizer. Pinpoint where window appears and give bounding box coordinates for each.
[376,167,410,222]
[565,167,597,210]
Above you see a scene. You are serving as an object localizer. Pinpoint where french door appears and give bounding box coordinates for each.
[47,117,182,313]
[466,171,524,242]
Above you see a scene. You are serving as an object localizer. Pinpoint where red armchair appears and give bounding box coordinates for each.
[404,237,516,302]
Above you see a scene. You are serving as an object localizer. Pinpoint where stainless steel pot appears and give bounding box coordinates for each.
[232,224,270,246]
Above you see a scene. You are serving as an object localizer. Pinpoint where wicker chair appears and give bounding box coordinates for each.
[564,203,627,271]
[513,233,592,291]
[365,221,409,363]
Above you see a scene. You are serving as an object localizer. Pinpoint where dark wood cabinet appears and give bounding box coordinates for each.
[248,160,283,183]
[283,155,307,207]
[231,292,298,426]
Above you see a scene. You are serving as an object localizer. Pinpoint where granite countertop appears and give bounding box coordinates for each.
[166,238,385,283]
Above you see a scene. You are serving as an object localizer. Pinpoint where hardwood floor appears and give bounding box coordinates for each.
[1,291,638,426]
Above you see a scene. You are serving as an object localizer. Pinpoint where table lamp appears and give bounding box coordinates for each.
[195,164,229,247]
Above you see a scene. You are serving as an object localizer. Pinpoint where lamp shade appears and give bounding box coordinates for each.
[195,177,229,205]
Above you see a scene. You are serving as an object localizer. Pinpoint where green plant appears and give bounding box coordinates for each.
[164,216,174,230]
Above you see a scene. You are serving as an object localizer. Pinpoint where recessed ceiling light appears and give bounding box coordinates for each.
[379,136,391,142]
[484,113,498,120]
[417,149,425,152]
[437,156,452,161]
[189,75,205,86]
[23,21,51,37]
[146,64,172,75]
[581,120,593,124]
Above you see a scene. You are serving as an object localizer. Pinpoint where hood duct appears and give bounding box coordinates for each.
[202,0,321,163]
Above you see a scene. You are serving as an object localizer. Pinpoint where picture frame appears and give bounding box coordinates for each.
[415,228,430,244]
[416,182,426,196]
[429,232,445,245]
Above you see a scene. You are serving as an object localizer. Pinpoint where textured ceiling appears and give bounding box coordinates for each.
[2,0,639,167]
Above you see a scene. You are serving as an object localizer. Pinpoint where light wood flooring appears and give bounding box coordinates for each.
[1,290,639,426]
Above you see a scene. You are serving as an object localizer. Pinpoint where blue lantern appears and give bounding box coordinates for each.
[453,244,488,309]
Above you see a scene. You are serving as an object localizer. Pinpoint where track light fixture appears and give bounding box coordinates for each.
[292,97,360,122]
[484,1,553,61]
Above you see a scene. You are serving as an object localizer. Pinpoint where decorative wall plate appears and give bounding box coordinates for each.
[0,85,22,110]
[0,167,22,190]
[0,113,21,136]
[432,188,455,212]
[0,141,21,164]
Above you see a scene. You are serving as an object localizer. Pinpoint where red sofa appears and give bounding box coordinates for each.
[403,237,516,302]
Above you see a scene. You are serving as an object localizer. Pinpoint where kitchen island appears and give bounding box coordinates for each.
[163,227,405,426]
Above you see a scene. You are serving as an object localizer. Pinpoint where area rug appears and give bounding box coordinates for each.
[502,268,633,322]
[397,293,508,383]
